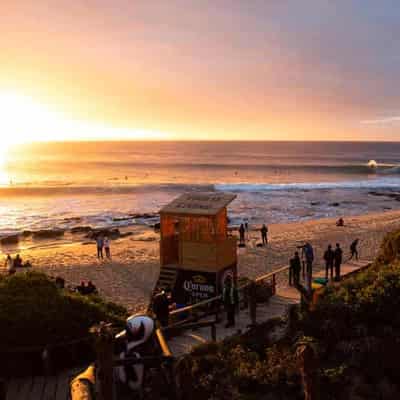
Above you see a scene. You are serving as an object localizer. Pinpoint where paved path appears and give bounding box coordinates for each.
[3,367,84,400]
[167,259,371,356]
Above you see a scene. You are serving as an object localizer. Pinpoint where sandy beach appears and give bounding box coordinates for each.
[2,209,400,313]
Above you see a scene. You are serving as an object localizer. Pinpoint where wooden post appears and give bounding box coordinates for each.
[272,274,276,295]
[91,322,115,400]
[211,324,216,341]
[296,343,319,400]
[248,281,257,327]
[42,347,53,376]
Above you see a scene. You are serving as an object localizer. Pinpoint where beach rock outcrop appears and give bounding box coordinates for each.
[86,228,121,240]
[33,229,65,239]
[0,234,19,245]
[70,226,92,234]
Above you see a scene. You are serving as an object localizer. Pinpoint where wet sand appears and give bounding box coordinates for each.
[2,210,400,313]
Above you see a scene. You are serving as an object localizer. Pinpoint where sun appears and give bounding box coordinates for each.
[0,92,61,147]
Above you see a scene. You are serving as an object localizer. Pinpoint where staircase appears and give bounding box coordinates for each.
[155,265,178,291]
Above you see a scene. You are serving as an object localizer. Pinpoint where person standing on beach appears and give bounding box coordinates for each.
[222,276,239,328]
[334,243,343,281]
[298,243,314,290]
[323,244,334,280]
[5,254,15,275]
[239,224,245,245]
[244,219,249,241]
[349,239,359,260]
[261,224,268,246]
[96,235,104,259]
[104,236,111,259]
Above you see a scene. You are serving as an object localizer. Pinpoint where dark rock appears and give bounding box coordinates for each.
[120,232,133,238]
[86,228,121,240]
[310,201,321,206]
[70,226,92,234]
[330,202,340,207]
[33,229,65,239]
[1,235,19,245]
[22,230,32,237]
[129,213,158,219]
[153,223,161,231]
[112,217,133,222]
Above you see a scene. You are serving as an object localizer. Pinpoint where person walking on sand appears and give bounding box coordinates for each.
[334,243,343,281]
[289,251,301,286]
[96,235,104,259]
[104,236,111,259]
[222,276,239,328]
[239,224,245,245]
[261,224,268,246]
[323,244,335,280]
[349,239,359,261]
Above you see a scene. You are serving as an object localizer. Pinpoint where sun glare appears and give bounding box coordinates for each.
[0,91,169,145]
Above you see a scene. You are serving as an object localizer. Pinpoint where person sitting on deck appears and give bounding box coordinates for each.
[323,244,335,280]
[153,289,171,327]
[55,276,65,289]
[86,281,98,295]
[222,276,239,328]
[238,224,245,245]
[289,251,301,286]
[76,281,88,295]
[349,239,359,260]
[336,217,344,227]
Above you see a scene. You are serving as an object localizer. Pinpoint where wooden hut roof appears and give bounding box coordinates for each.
[159,192,236,216]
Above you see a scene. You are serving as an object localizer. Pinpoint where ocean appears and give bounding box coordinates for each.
[1,141,400,238]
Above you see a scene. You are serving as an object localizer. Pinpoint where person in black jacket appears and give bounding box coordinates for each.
[323,244,335,280]
[261,224,268,245]
[289,251,301,286]
[153,289,170,327]
[334,243,343,281]
[239,224,245,245]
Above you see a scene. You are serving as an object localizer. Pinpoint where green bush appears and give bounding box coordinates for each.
[0,272,127,348]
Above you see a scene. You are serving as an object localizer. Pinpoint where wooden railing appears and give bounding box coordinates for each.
[169,264,290,321]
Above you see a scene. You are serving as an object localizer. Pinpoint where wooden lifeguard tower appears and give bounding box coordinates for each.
[155,192,237,305]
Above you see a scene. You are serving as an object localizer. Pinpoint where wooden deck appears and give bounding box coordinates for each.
[167,259,371,356]
[3,367,84,400]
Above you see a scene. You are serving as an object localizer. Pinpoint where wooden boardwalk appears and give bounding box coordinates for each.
[167,259,371,356]
[2,259,371,398]
[3,367,84,400]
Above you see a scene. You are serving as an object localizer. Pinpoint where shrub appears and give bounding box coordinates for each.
[0,272,127,348]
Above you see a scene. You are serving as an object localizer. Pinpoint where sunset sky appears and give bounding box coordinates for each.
[1,1,400,142]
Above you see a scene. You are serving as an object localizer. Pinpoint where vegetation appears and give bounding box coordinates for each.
[0,272,127,348]
[176,230,400,399]
[0,272,128,375]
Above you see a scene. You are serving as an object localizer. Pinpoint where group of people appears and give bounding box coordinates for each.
[238,221,269,246]
[4,254,32,274]
[76,280,97,295]
[288,239,360,288]
[95,235,111,259]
